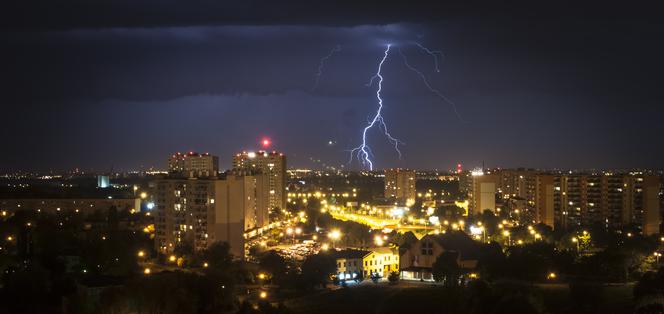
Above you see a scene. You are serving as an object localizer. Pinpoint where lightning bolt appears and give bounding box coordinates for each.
[413,42,445,73]
[398,47,465,122]
[350,44,403,170]
[312,45,342,91]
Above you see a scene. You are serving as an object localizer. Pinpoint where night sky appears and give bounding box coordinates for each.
[1,2,663,172]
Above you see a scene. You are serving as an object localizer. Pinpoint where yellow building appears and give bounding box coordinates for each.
[334,247,400,281]
[362,247,400,278]
[334,249,369,281]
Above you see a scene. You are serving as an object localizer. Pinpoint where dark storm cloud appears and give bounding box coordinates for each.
[2,24,432,105]
[2,1,661,30]
[1,2,664,172]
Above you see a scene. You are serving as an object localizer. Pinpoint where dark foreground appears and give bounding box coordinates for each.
[284,281,634,314]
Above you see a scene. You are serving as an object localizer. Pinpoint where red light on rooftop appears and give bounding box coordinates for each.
[261,138,271,148]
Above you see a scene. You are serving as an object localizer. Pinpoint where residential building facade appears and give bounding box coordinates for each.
[384,168,416,205]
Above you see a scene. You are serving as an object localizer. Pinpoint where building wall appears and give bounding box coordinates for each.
[214,176,248,258]
[363,249,399,277]
[552,173,661,234]
[384,169,416,205]
[233,151,286,212]
[336,257,363,280]
[642,176,661,236]
[153,175,271,258]
[400,235,444,271]
[153,179,215,253]
[536,175,555,228]
[168,152,218,178]
[469,173,499,215]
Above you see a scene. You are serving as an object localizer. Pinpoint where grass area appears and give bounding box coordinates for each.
[284,281,635,314]
[285,284,462,314]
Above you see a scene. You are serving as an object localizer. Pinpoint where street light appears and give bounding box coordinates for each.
[654,252,662,264]
[328,229,341,248]
[572,237,579,251]
[502,230,511,246]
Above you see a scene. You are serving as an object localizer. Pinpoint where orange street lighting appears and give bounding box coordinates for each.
[374,235,384,246]
[328,229,341,240]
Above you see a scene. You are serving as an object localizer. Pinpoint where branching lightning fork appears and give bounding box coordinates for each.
[312,45,342,91]
[413,42,445,73]
[398,47,465,122]
[349,44,403,170]
[349,42,462,170]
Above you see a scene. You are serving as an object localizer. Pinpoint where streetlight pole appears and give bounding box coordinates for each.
[572,237,579,252]
[503,230,510,246]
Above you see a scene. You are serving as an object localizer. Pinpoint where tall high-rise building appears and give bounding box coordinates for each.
[553,172,661,235]
[466,169,661,233]
[535,175,555,228]
[152,175,269,258]
[384,169,416,205]
[212,175,268,257]
[468,170,499,216]
[232,151,286,212]
[168,152,219,178]
[153,178,216,253]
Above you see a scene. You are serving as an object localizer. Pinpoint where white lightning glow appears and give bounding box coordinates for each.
[414,42,445,73]
[398,47,465,122]
[349,44,402,170]
[312,45,342,91]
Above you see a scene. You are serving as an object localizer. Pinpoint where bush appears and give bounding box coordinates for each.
[388,271,399,285]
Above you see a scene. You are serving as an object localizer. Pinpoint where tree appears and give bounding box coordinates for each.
[432,251,461,287]
[387,271,399,284]
[259,251,287,284]
[477,242,507,280]
[370,272,380,284]
[204,242,233,270]
[634,267,664,299]
[505,243,555,281]
[300,252,336,289]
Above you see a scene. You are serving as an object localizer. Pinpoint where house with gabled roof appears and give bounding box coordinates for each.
[399,231,480,281]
